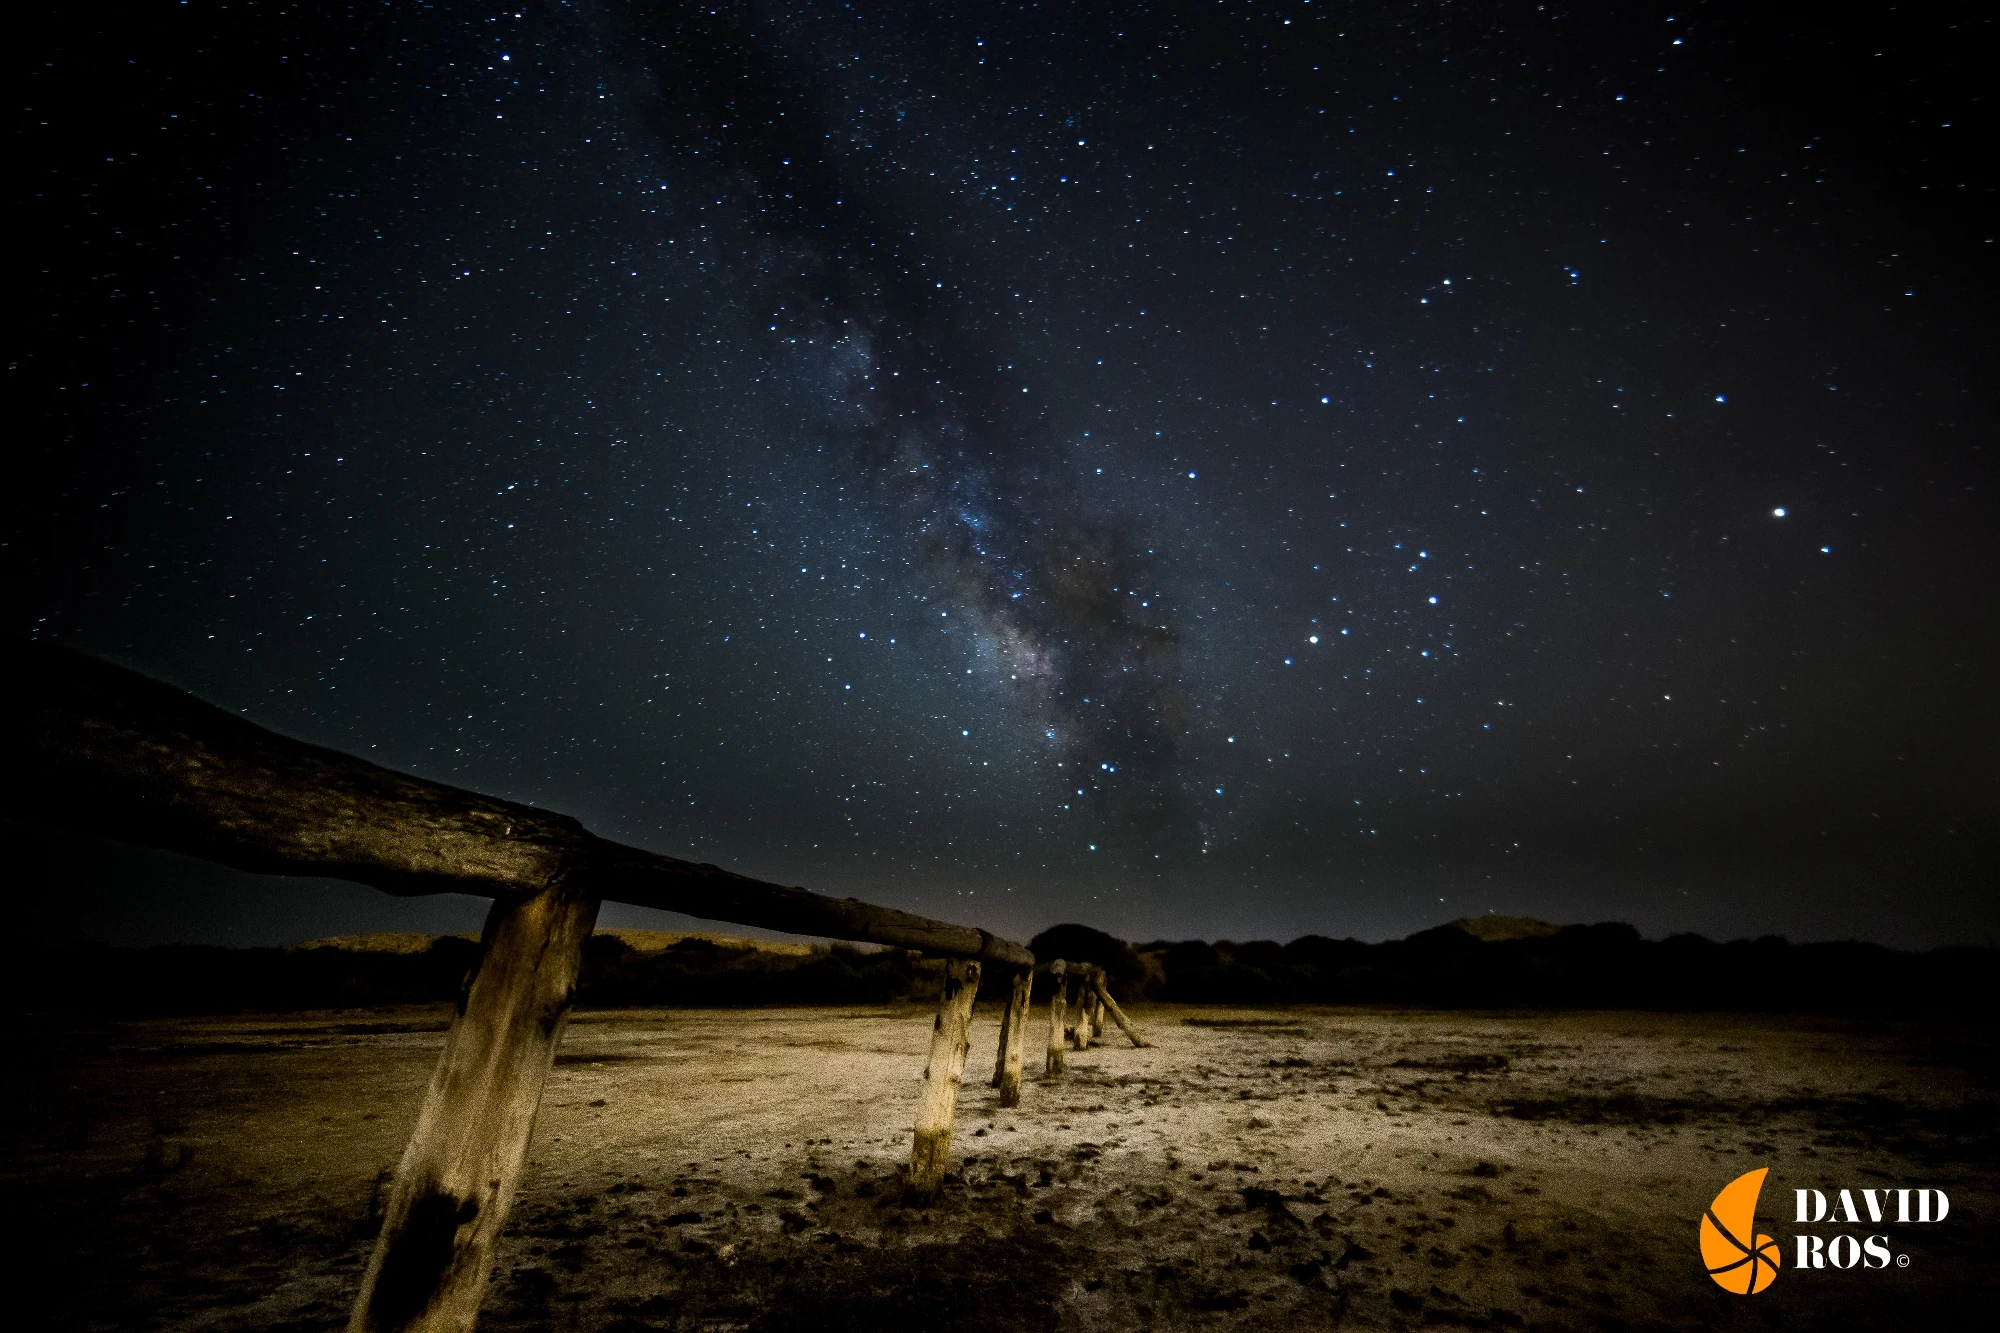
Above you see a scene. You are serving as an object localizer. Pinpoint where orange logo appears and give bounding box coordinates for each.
[1701,1167,1782,1294]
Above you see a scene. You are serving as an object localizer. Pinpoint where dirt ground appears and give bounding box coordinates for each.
[6,1003,1994,1331]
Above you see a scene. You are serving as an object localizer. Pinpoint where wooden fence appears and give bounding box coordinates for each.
[12,644,1146,1332]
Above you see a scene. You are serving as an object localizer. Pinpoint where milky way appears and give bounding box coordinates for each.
[19,1,1995,949]
[617,1,1201,842]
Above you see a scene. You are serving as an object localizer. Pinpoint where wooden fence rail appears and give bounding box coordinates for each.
[17,644,1030,968]
[10,644,1155,1332]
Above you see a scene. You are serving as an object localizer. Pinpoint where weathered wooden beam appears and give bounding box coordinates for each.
[14,643,1032,968]
[1091,971,1150,1048]
[18,642,579,900]
[591,840,1032,967]
[349,875,599,1333]
[997,969,1031,1108]
[907,958,979,1201]
[1043,959,1068,1076]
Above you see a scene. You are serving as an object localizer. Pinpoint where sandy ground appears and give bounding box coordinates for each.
[5,1003,1994,1331]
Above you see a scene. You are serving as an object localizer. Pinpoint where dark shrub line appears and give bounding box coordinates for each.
[14,920,1994,1016]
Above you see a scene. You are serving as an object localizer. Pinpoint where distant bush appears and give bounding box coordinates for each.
[1162,940,1220,974]
[1137,925,1998,1015]
[1024,923,1146,999]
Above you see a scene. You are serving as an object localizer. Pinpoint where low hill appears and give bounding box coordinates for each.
[291,932,475,954]
[591,928,824,956]
[293,928,825,956]
[1446,915,1561,943]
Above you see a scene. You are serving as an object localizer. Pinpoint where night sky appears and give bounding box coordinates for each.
[17,2,1995,950]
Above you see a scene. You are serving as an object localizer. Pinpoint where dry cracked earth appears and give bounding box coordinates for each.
[6,1004,1994,1331]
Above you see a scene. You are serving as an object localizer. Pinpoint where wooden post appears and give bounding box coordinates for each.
[1044,959,1068,1076]
[990,971,1013,1088]
[1091,969,1150,1047]
[997,969,1031,1107]
[349,875,599,1333]
[908,958,980,1201]
[1070,972,1091,1050]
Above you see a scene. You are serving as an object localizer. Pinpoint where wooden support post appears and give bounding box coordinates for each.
[997,969,1031,1107]
[349,876,599,1333]
[1070,972,1091,1050]
[1043,959,1068,1076]
[908,958,980,1202]
[990,971,1013,1088]
[1091,970,1150,1048]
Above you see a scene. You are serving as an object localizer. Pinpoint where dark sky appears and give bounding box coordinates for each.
[16,1,1996,950]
